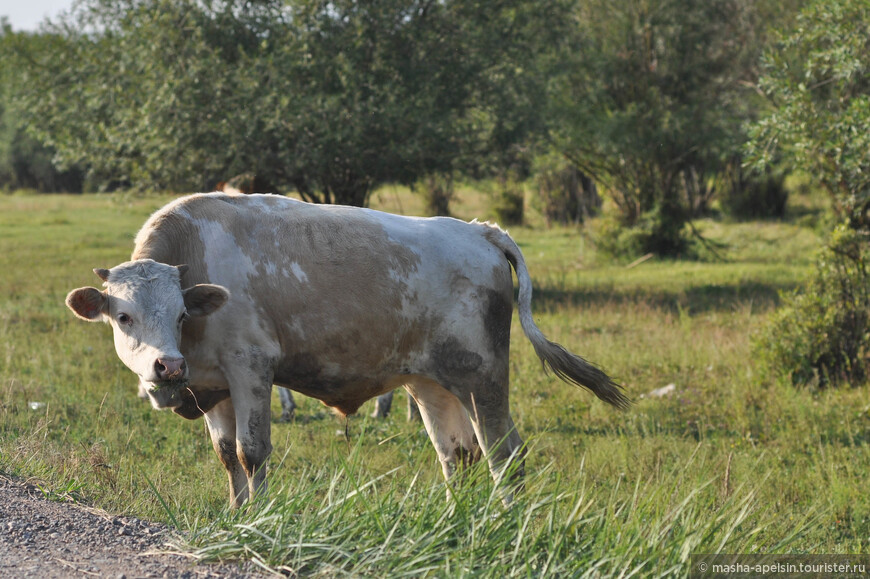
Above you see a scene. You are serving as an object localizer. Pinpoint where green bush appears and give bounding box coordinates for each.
[595,206,692,259]
[532,153,600,225]
[757,225,870,387]
[492,175,525,225]
[720,168,789,220]
[420,174,454,217]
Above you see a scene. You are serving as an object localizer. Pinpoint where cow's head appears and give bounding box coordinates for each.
[65,259,229,408]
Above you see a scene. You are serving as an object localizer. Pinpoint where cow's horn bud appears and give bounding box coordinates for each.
[94,268,110,282]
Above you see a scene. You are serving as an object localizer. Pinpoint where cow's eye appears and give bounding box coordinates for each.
[117,313,132,325]
[178,311,188,325]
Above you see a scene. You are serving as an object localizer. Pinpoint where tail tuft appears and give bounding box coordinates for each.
[533,340,631,410]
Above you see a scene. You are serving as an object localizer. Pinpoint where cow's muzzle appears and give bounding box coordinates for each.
[155,357,186,382]
[145,377,190,409]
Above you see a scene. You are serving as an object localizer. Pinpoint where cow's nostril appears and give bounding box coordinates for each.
[155,357,185,380]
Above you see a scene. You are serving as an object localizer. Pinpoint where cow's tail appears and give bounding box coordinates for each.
[482,224,631,410]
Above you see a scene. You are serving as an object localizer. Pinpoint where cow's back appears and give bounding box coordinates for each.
[134,193,509,300]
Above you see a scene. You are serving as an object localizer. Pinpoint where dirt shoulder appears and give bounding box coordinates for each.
[0,474,266,578]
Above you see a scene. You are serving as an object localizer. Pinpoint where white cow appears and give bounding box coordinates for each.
[66,193,627,507]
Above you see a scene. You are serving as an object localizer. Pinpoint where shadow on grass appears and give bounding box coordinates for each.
[535,415,747,443]
[530,280,796,316]
[818,428,870,448]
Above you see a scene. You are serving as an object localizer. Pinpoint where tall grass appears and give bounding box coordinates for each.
[1,189,868,575]
[174,431,811,577]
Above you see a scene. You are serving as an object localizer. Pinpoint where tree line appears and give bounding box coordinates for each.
[1,0,868,258]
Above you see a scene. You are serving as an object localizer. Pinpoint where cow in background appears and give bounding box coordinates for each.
[214,173,275,195]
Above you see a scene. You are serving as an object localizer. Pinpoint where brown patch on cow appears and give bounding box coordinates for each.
[276,352,322,384]
[216,438,238,472]
[483,286,513,356]
[172,389,231,420]
[433,338,483,374]
[152,194,425,389]
[237,437,271,478]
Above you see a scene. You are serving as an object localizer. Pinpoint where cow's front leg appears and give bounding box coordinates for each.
[227,365,274,503]
[204,398,248,508]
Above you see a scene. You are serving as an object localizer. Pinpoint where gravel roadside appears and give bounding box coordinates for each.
[0,474,267,578]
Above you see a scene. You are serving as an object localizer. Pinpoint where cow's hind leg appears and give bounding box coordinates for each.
[204,398,249,508]
[371,390,421,421]
[455,370,526,504]
[370,390,393,418]
[404,378,481,482]
[277,386,296,422]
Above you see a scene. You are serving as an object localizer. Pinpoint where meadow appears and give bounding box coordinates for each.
[1,187,868,576]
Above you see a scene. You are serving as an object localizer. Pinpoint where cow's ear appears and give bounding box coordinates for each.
[183,284,230,317]
[66,287,109,322]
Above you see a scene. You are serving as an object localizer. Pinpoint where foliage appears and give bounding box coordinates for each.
[0,119,85,193]
[594,209,694,259]
[532,150,601,226]
[6,0,564,204]
[419,173,454,217]
[757,225,870,388]
[720,163,789,220]
[548,0,800,255]
[0,23,84,193]
[750,0,870,390]
[491,172,525,226]
[748,0,870,228]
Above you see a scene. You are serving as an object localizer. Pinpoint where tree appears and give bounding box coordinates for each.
[748,0,870,229]
[9,0,565,204]
[0,21,84,192]
[750,0,870,387]
[547,0,795,255]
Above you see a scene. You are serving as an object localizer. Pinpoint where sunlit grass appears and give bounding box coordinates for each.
[174,432,813,577]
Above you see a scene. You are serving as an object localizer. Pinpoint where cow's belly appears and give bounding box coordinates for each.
[273,344,415,416]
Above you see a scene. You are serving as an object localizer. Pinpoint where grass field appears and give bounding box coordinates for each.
[1,187,868,576]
